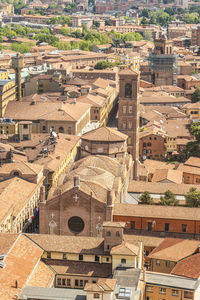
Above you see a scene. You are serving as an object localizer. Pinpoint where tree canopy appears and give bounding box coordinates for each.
[94,60,120,70]
[185,188,200,207]
[160,190,179,206]
[191,121,200,142]
[139,191,154,205]
[191,87,200,103]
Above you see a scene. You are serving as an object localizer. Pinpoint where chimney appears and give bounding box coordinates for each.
[15,280,18,289]
[74,176,80,188]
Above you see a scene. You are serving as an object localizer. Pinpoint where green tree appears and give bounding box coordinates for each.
[191,87,200,103]
[184,141,200,158]
[143,31,153,41]
[191,121,200,142]
[160,190,179,206]
[124,32,143,42]
[35,34,59,45]
[183,13,199,24]
[141,8,149,18]
[139,191,154,205]
[54,41,71,50]
[59,28,70,36]
[185,187,200,207]
[94,60,119,69]
[10,42,33,53]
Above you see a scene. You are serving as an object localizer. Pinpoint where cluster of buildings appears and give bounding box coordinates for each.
[0,1,200,300]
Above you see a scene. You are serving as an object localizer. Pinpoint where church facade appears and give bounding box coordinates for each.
[39,155,132,236]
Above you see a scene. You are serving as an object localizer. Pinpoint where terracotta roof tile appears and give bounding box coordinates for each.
[82,127,127,142]
[110,241,139,256]
[171,253,200,279]
[84,279,116,292]
[27,261,54,287]
[0,234,43,300]
[114,203,200,221]
[148,238,200,262]
[151,169,183,184]
[0,233,18,255]
[26,234,104,254]
[44,259,112,278]
[0,177,40,222]
[128,180,200,195]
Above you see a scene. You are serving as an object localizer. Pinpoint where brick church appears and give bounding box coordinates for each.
[39,67,139,237]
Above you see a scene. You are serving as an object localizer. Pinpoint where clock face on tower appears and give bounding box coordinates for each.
[125,83,132,98]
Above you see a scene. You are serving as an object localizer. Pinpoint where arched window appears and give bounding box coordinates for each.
[49,220,57,235]
[59,127,64,133]
[125,83,132,98]
[13,171,20,176]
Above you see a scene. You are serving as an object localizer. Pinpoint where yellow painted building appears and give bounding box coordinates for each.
[165,136,177,154]
[109,52,140,71]
[183,102,200,121]
[0,163,44,233]
[0,70,8,80]
[0,119,18,135]
[0,80,16,117]
[36,134,80,190]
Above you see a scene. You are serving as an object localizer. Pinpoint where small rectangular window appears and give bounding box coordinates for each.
[79,254,83,261]
[156,260,160,266]
[47,252,51,259]
[80,280,83,287]
[182,224,187,233]
[57,278,61,285]
[165,223,169,232]
[63,253,67,260]
[62,278,66,285]
[172,289,179,296]
[184,291,193,299]
[147,222,152,231]
[131,221,135,229]
[75,280,79,286]
[67,279,71,286]
[94,294,100,299]
[95,255,99,262]
[159,287,166,294]
[121,258,126,264]
[165,260,170,267]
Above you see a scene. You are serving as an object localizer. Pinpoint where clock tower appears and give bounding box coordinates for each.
[118,68,140,180]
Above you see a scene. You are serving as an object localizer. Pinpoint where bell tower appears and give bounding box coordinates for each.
[118,68,140,180]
